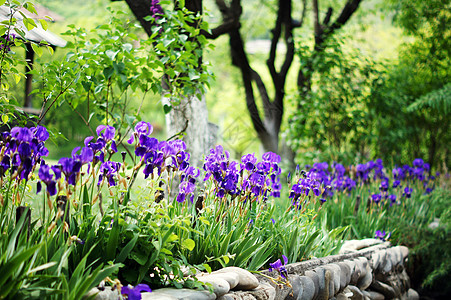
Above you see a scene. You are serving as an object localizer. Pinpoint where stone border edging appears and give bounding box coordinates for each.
[86,240,418,300]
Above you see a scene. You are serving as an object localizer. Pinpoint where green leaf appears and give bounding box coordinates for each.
[39,19,48,31]
[182,238,195,251]
[105,50,120,61]
[203,264,212,273]
[163,104,172,114]
[1,114,9,124]
[31,43,43,57]
[116,234,139,263]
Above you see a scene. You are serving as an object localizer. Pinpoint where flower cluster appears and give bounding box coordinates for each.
[129,121,190,179]
[0,33,16,52]
[289,162,357,208]
[202,146,281,202]
[0,126,49,181]
[150,0,164,20]
[240,152,282,201]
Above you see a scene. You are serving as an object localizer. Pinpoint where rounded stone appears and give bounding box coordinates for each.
[313,267,331,300]
[304,270,320,299]
[84,286,120,300]
[357,270,373,291]
[197,275,231,297]
[200,272,239,289]
[325,264,341,295]
[213,267,259,290]
[352,259,364,282]
[364,290,385,300]
[399,246,409,260]
[142,288,215,300]
[298,276,316,300]
[337,262,351,290]
[371,252,382,270]
[356,257,369,276]
[370,280,396,299]
[335,291,350,300]
[407,289,419,300]
[347,285,364,300]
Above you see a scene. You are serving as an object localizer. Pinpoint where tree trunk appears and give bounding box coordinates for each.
[164,93,216,168]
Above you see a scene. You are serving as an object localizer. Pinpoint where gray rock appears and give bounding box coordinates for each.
[248,283,276,300]
[327,264,341,295]
[196,274,231,297]
[406,289,419,300]
[370,280,396,299]
[363,290,385,300]
[217,292,257,300]
[217,295,237,300]
[382,256,392,274]
[210,272,240,289]
[356,257,369,277]
[340,239,383,254]
[142,288,216,300]
[304,270,319,299]
[299,276,316,300]
[313,267,331,300]
[288,275,316,300]
[347,285,364,300]
[349,259,362,285]
[141,292,177,300]
[84,286,120,300]
[356,270,372,290]
[337,262,352,290]
[214,267,259,290]
[399,246,409,261]
[370,251,382,271]
[336,291,350,300]
[286,275,302,300]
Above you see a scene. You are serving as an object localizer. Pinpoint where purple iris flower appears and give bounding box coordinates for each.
[241,153,257,171]
[413,158,424,168]
[379,178,389,192]
[403,187,412,198]
[371,193,382,204]
[127,121,154,144]
[424,187,433,195]
[392,180,401,188]
[10,127,33,143]
[269,255,288,279]
[71,147,94,164]
[37,163,57,196]
[58,157,79,185]
[96,125,115,141]
[121,283,151,300]
[98,161,121,186]
[375,230,391,241]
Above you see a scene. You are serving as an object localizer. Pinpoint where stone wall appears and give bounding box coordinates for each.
[87,239,419,300]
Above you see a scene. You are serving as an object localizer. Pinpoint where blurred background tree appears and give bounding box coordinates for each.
[1,0,449,170]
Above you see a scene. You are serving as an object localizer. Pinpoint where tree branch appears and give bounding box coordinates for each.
[323,7,333,25]
[329,0,362,35]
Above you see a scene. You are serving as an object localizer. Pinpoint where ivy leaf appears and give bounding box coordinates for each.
[163,104,172,114]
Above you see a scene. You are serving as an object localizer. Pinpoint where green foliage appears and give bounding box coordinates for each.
[287,36,382,165]
[0,0,53,126]
[407,83,451,114]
